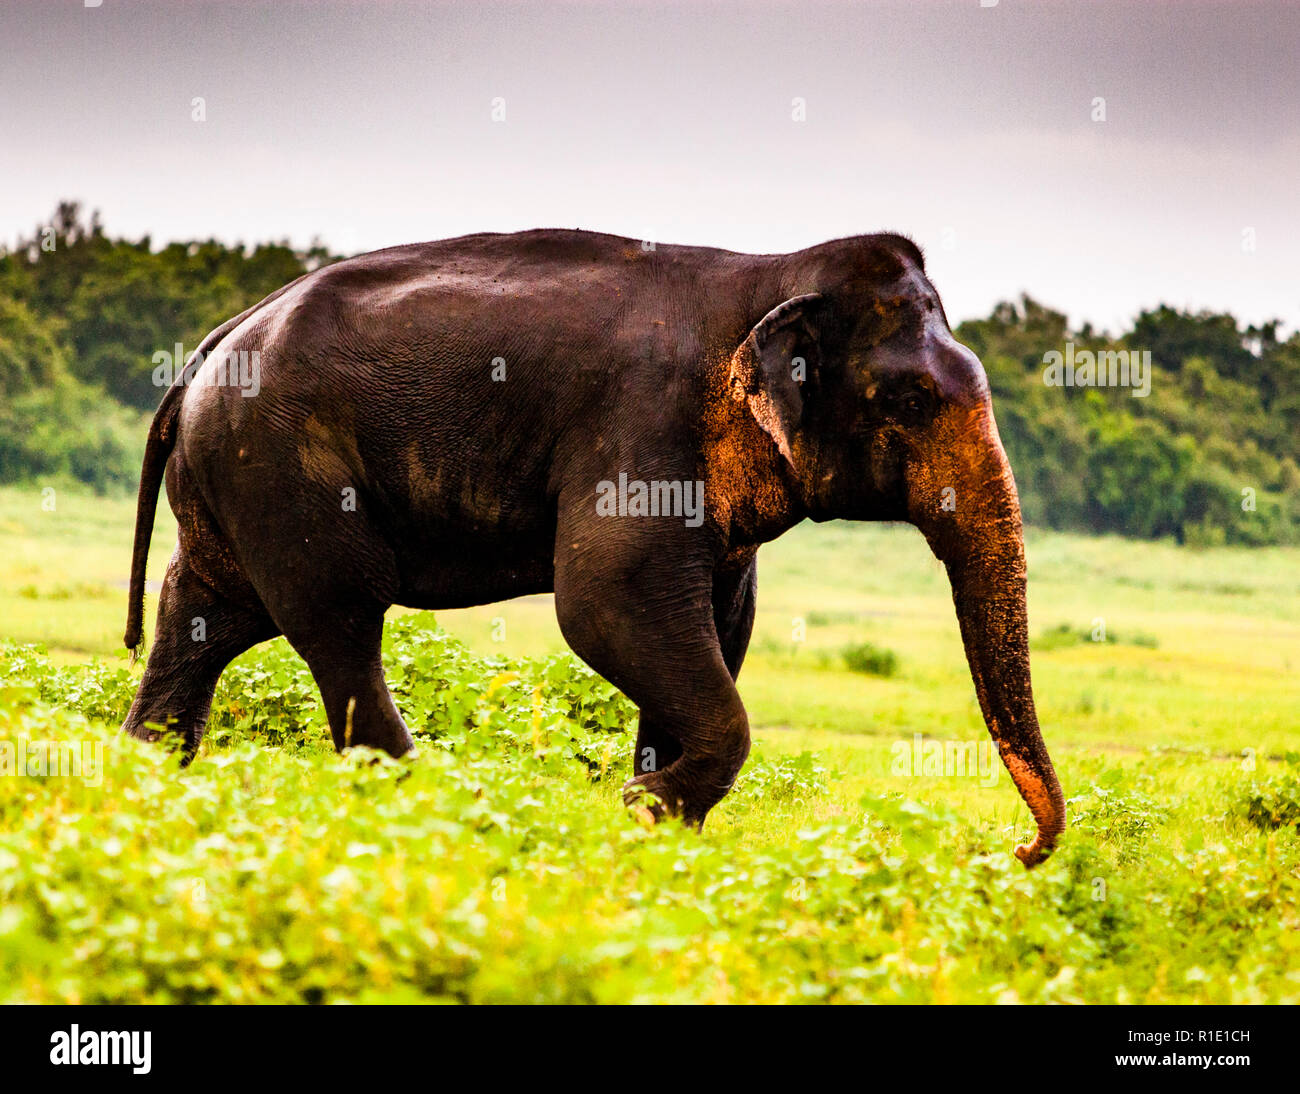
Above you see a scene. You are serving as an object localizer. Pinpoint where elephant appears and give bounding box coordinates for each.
[121,228,1065,867]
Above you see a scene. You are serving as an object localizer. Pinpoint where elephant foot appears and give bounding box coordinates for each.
[123,718,166,744]
[622,771,696,827]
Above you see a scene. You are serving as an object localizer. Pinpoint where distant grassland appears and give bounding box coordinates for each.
[1,483,1298,1002]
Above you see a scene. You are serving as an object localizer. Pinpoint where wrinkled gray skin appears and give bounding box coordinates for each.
[122,229,1065,867]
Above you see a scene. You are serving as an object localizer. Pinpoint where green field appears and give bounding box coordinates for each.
[1,482,1298,1003]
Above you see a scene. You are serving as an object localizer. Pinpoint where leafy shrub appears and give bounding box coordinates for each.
[1033,623,1158,651]
[0,642,136,725]
[2,614,639,777]
[1234,770,1300,831]
[733,750,828,804]
[841,642,898,677]
[1067,770,1168,854]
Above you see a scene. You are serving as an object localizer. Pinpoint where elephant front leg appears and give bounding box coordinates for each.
[554,531,755,828]
[628,555,758,816]
[612,654,750,826]
[626,710,751,827]
[632,718,683,785]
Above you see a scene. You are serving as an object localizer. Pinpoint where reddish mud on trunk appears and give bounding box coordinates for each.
[911,401,1066,867]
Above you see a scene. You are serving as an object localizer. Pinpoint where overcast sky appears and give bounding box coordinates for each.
[2,0,1297,332]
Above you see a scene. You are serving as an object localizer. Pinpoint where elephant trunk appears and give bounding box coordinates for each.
[947,553,1065,866]
[914,404,1065,867]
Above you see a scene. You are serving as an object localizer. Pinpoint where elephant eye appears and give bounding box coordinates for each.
[898,392,927,417]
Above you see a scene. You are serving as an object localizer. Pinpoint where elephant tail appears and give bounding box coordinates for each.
[123,378,185,661]
[123,271,316,659]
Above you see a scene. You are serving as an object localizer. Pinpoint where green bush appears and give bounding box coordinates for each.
[1234,770,1300,831]
[841,642,898,677]
[1032,623,1158,651]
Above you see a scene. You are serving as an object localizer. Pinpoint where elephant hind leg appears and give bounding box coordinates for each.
[123,548,279,760]
[280,609,415,758]
[222,490,414,758]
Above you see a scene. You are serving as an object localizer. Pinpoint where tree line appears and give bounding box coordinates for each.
[1,202,1296,544]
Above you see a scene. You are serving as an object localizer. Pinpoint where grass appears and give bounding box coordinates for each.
[0,482,1298,1002]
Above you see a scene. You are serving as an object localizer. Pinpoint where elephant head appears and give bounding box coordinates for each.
[728,236,1065,866]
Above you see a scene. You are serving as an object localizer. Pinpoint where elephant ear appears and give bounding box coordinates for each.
[728,293,824,467]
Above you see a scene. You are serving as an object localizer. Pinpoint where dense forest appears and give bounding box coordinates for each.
[2,202,1296,544]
